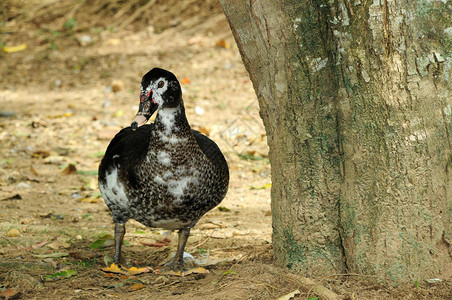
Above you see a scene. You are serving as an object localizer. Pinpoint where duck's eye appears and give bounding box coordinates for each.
[157,81,164,88]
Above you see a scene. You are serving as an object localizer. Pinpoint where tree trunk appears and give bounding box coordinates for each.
[220,0,452,283]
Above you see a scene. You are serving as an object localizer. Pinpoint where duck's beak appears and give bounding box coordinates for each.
[131,91,158,130]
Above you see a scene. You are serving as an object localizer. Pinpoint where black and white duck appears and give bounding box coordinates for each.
[98,68,229,272]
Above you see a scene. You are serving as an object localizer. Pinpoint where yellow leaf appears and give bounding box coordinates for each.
[127,266,152,275]
[101,263,152,276]
[113,110,124,117]
[250,183,272,190]
[101,263,129,275]
[2,43,27,53]
[80,197,97,203]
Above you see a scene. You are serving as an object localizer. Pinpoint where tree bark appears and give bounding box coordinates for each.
[220,0,451,283]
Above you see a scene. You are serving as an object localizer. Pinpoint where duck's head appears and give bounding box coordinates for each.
[131,68,182,130]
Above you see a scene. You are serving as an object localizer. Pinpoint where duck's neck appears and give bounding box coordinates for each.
[154,102,191,140]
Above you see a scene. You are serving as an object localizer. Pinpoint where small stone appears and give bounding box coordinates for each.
[103,86,112,93]
[194,106,205,115]
[16,182,31,189]
[103,99,111,108]
[44,155,64,164]
[76,34,93,46]
[7,228,21,237]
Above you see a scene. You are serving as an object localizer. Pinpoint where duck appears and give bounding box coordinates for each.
[98,68,229,272]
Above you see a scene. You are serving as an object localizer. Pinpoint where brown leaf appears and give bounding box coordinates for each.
[215,39,231,49]
[69,251,96,260]
[130,283,145,291]
[23,240,48,252]
[0,288,21,300]
[30,165,39,176]
[111,80,124,93]
[62,163,77,175]
[140,237,171,247]
[31,241,48,250]
[140,241,163,247]
[1,194,22,201]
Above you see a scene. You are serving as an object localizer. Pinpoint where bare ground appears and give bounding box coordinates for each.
[0,1,451,299]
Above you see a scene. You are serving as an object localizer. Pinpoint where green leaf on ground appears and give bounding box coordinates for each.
[211,270,236,284]
[89,235,115,249]
[250,183,272,190]
[77,170,98,176]
[33,252,69,258]
[44,269,77,281]
[217,206,231,212]
[88,151,105,158]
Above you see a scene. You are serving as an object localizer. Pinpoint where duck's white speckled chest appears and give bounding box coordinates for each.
[146,148,202,203]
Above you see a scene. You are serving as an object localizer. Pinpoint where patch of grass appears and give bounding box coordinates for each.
[414,281,420,289]
[64,17,76,34]
[77,170,98,176]
[238,153,267,161]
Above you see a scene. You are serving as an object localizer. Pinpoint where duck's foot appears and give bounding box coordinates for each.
[154,255,208,276]
[101,263,152,276]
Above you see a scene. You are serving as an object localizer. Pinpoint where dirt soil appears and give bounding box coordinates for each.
[0,1,451,299]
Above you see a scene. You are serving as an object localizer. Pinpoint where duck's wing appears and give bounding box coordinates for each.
[192,129,228,172]
[99,124,154,189]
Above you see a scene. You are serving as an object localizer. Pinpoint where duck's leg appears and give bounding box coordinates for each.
[165,228,190,271]
[113,223,126,265]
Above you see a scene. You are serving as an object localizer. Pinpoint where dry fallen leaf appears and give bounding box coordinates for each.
[0,194,22,201]
[62,163,77,175]
[127,266,152,275]
[30,165,39,176]
[28,241,48,251]
[140,237,171,247]
[111,80,124,93]
[154,266,208,277]
[0,288,21,299]
[7,228,21,237]
[215,39,231,49]
[101,263,152,276]
[2,43,27,53]
[180,77,191,84]
[130,283,145,291]
[102,263,129,275]
[276,289,301,300]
